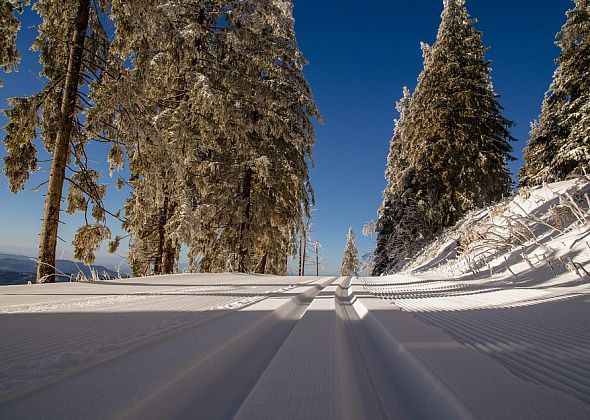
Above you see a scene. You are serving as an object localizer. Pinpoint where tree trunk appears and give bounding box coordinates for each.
[154,193,169,275]
[36,0,91,283]
[237,168,252,273]
[162,238,176,274]
[255,253,267,274]
[162,199,177,274]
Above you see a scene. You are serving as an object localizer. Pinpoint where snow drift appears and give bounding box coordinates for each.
[400,177,590,286]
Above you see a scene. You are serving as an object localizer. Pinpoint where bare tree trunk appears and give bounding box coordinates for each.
[154,193,169,275]
[298,232,306,276]
[36,0,91,283]
[255,253,267,274]
[315,241,319,276]
[237,168,252,273]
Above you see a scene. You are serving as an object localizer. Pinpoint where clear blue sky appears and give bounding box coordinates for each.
[0,0,571,275]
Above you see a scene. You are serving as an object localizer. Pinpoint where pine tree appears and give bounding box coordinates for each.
[100,0,318,276]
[341,227,360,276]
[520,0,590,185]
[3,0,114,282]
[406,0,513,227]
[196,0,318,275]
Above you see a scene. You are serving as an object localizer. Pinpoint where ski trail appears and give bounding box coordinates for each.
[2,274,590,419]
[0,275,319,399]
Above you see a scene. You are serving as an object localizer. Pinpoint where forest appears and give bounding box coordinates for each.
[2,0,319,282]
[1,0,588,281]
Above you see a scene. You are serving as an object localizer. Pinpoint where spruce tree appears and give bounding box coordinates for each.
[341,227,360,277]
[373,0,514,275]
[406,0,513,227]
[373,87,413,275]
[520,0,590,185]
[197,0,318,275]
[100,0,317,276]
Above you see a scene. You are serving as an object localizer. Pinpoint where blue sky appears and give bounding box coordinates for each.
[0,0,571,275]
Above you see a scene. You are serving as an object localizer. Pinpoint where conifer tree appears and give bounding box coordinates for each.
[405,0,513,228]
[341,227,360,277]
[3,0,114,282]
[405,2,512,231]
[3,0,317,278]
[373,87,413,275]
[520,0,590,185]
[373,0,513,275]
[100,0,317,276]
[196,0,318,275]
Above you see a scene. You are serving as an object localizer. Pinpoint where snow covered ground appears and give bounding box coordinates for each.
[0,269,589,418]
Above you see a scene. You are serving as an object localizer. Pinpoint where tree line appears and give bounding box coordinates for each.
[373,0,589,275]
[1,0,319,281]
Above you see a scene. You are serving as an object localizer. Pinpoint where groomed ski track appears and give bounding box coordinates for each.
[0,274,589,419]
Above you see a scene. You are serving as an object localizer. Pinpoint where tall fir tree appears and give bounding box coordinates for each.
[197,0,318,275]
[520,0,590,185]
[340,227,360,277]
[373,0,514,275]
[98,0,318,276]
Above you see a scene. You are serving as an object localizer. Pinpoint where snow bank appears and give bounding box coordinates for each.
[405,177,590,285]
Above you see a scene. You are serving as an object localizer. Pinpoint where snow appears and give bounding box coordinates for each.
[0,274,319,400]
[2,182,590,420]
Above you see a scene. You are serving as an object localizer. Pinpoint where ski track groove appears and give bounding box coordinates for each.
[2,273,589,418]
[0,280,306,396]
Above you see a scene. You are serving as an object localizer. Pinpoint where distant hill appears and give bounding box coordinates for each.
[0,253,119,285]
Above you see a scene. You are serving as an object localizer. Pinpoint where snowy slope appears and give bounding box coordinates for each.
[393,177,590,286]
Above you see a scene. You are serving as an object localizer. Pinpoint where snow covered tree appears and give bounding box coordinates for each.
[405,0,513,227]
[3,0,114,282]
[406,3,512,230]
[2,0,317,279]
[97,0,317,276]
[0,0,26,87]
[373,87,414,275]
[372,0,514,275]
[195,0,318,275]
[341,227,360,276]
[520,0,590,185]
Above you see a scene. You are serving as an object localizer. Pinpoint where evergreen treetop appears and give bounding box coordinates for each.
[341,227,360,277]
[403,0,513,230]
[521,0,590,185]
[373,0,514,275]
